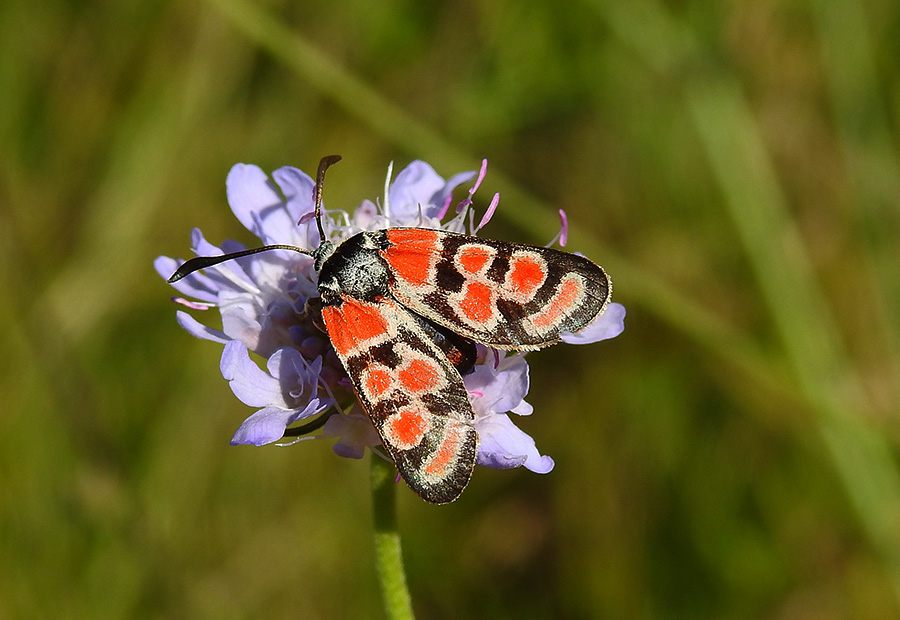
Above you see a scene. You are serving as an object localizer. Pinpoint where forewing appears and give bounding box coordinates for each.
[378,228,612,350]
[320,294,477,504]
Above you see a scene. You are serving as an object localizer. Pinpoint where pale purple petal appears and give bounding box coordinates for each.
[154,255,179,280]
[561,302,626,344]
[478,450,527,470]
[269,166,318,247]
[175,311,228,343]
[243,249,305,294]
[229,400,326,446]
[389,161,475,220]
[190,227,225,257]
[154,255,184,284]
[510,400,534,416]
[271,166,316,219]
[155,256,221,303]
[430,170,477,215]
[229,407,295,445]
[323,411,381,459]
[225,164,284,238]
[474,413,555,473]
[219,340,289,408]
[188,229,257,290]
[388,160,445,219]
[218,290,263,351]
[352,199,382,229]
[465,358,530,414]
[267,348,325,403]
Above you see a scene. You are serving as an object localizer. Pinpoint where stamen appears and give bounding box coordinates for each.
[382,160,394,219]
[468,159,488,196]
[475,192,500,233]
[436,194,454,220]
[545,209,570,248]
[416,203,425,227]
[455,159,490,217]
[558,209,569,247]
[172,297,215,310]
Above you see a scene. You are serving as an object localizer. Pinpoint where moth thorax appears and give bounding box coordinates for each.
[336,251,390,298]
[319,235,391,301]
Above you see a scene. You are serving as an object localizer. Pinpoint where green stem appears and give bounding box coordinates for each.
[371,454,415,620]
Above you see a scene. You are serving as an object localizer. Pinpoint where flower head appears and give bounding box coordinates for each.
[156,159,625,486]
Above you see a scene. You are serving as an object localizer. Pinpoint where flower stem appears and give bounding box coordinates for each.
[371,454,415,620]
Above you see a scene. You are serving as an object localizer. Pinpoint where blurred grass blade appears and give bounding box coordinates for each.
[688,83,900,594]
[595,0,900,602]
[204,0,473,177]
[810,0,900,399]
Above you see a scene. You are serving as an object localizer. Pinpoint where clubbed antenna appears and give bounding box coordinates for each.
[313,155,342,243]
[167,243,313,283]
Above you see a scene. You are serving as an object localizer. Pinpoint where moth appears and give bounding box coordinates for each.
[169,156,612,503]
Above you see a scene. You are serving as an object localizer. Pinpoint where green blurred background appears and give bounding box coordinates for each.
[3,0,900,618]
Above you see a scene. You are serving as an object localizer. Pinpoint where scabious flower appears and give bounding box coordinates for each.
[155,159,625,478]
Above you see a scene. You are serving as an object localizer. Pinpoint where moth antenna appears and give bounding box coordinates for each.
[167,244,312,283]
[313,155,342,244]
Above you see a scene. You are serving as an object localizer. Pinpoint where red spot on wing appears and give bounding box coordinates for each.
[507,254,546,297]
[383,229,440,286]
[459,282,494,323]
[425,425,461,476]
[321,298,390,357]
[397,358,440,392]
[364,367,393,398]
[387,407,429,449]
[532,276,582,329]
[457,245,492,274]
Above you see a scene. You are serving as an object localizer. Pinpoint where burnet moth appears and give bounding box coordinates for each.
[168,156,612,504]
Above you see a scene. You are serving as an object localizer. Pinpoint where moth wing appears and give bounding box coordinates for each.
[377,228,611,350]
[320,293,477,504]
